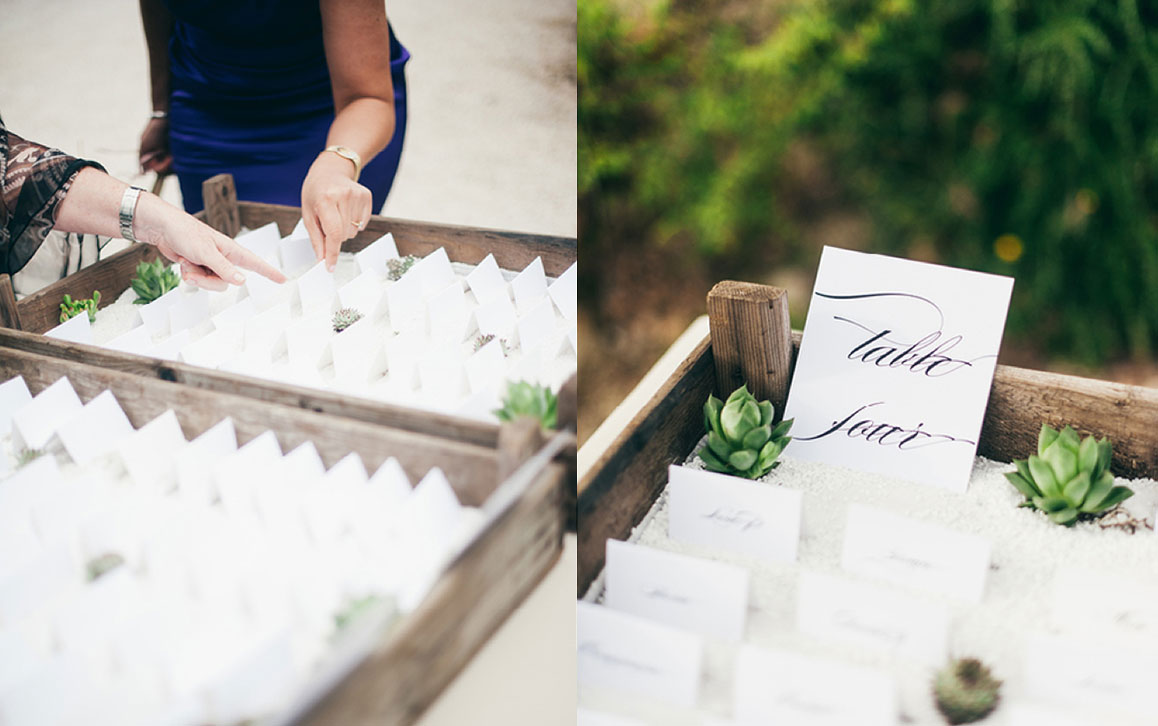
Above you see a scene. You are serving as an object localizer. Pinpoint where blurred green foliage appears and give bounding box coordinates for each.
[579,0,1158,363]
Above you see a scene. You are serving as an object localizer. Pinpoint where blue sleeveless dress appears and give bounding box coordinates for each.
[163,0,409,213]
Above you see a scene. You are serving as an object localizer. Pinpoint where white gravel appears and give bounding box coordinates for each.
[581,444,1158,726]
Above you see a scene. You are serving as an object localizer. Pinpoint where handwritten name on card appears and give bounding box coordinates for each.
[667,465,802,564]
[734,645,896,726]
[577,602,703,709]
[1050,568,1158,639]
[841,503,991,603]
[796,571,949,665]
[1022,635,1158,720]
[783,246,1012,492]
[604,539,749,641]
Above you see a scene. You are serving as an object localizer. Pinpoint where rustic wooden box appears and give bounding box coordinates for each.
[0,175,577,451]
[577,281,1158,594]
[0,346,569,726]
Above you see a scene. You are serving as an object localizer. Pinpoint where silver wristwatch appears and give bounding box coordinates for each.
[119,185,145,242]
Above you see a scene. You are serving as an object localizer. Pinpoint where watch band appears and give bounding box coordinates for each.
[323,145,363,180]
[119,186,145,242]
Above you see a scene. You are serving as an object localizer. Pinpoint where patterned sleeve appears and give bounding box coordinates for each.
[0,117,105,275]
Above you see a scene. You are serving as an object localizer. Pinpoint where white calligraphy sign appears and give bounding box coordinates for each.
[783,246,1013,491]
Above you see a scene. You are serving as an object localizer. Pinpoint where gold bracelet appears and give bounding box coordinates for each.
[323,145,363,180]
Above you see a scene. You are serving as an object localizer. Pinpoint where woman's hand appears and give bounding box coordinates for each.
[139,117,173,175]
[133,192,287,291]
[301,151,372,272]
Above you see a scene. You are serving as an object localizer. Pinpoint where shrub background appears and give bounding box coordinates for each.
[578,0,1158,441]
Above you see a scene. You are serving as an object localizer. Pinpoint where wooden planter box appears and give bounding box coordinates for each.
[577,281,1158,594]
[0,346,570,726]
[0,174,578,452]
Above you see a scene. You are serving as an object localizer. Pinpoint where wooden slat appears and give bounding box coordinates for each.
[0,328,500,449]
[0,348,499,504]
[15,242,160,334]
[707,280,793,412]
[237,202,577,277]
[0,273,21,329]
[203,173,241,237]
[576,335,716,594]
[296,460,566,726]
[577,326,1158,592]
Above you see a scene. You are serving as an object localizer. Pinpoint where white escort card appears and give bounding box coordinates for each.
[783,246,1013,492]
[603,539,749,641]
[296,262,337,312]
[517,297,558,356]
[465,253,508,305]
[278,234,318,277]
[105,325,153,356]
[118,409,187,491]
[841,503,991,603]
[412,247,456,298]
[1004,702,1101,726]
[386,270,426,334]
[1050,567,1158,639]
[56,390,134,466]
[138,289,181,338]
[45,311,94,345]
[168,289,211,333]
[338,272,388,320]
[354,232,399,277]
[510,256,548,312]
[475,295,518,339]
[577,601,703,708]
[245,270,290,311]
[0,375,32,437]
[576,708,647,726]
[426,281,472,344]
[734,645,897,726]
[234,222,281,267]
[1022,634,1157,719]
[11,377,83,450]
[667,465,802,564]
[549,261,578,322]
[796,571,949,665]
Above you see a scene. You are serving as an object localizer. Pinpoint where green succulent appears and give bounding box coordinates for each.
[933,658,1002,724]
[494,380,557,430]
[15,448,46,469]
[131,259,180,304]
[86,552,125,582]
[386,255,418,281]
[332,306,364,332]
[333,594,382,632]
[473,333,510,356]
[1004,424,1133,526]
[59,290,100,323]
[697,385,792,479]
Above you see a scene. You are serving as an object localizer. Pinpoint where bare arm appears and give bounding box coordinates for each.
[302,0,397,272]
[138,0,174,174]
[55,168,286,289]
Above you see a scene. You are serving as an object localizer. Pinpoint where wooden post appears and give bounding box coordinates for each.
[496,417,545,483]
[202,173,240,237]
[0,274,22,330]
[707,280,793,417]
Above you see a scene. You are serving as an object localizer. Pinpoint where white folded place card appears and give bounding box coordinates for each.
[841,503,991,603]
[418,347,468,403]
[118,409,186,491]
[56,389,134,466]
[412,247,456,298]
[368,457,412,506]
[783,246,1014,492]
[234,222,281,266]
[1050,567,1158,639]
[45,312,93,345]
[734,645,896,726]
[151,328,191,362]
[278,234,318,277]
[475,295,518,338]
[283,314,332,370]
[1022,634,1157,719]
[395,467,465,610]
[354,232,399,277]
[0,376,32,437]
[1004,702,1100,726]
[383,331,425,389]
[516,297,558,356]
[603,538,749,641]
[510,256,548,313]
[180,328,239,370]
[337,271,387,320]
[244,303,292,358]
[211,298,258,339]
[214,430,282,523]
[426,281,472,345]
[245,270,290,311]
[177,417,238,505]
[386,269,426,334]
[138,289,181,337]
[796,570,949,665]
[296,261,337,313]
[168,289,212,333]
[103,324,154,356]
[330,319,387,384]
[667,464,802,564]
[577,601,703,709]
[465,253,508,305]
[548,261,577,323]
[465,340,507,394]
[11,376,83,450]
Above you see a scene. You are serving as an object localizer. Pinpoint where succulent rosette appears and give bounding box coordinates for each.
[697,385,792,479]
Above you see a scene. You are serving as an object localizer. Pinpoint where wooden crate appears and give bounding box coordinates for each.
[0,175,577,451]
[577,281,1158,594]
[0,346,570,726]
